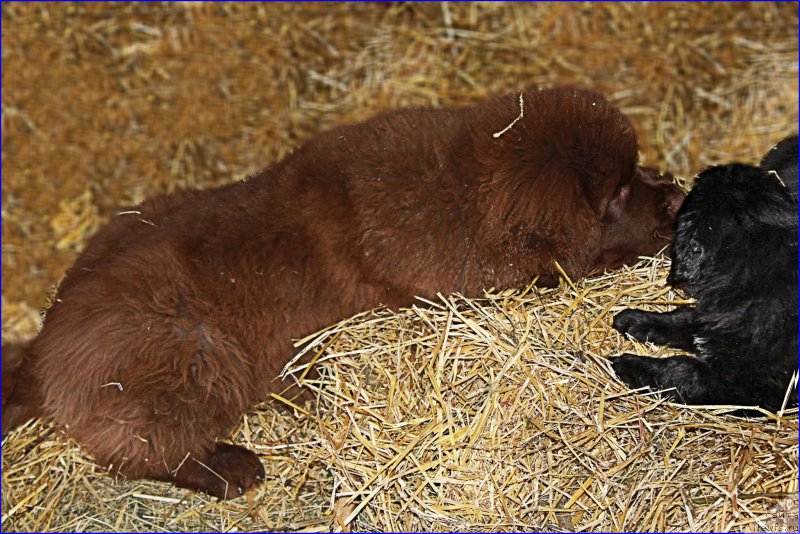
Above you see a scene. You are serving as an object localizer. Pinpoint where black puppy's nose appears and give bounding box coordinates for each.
[666,267,686,290]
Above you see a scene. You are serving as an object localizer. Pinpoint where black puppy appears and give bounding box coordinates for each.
[609,151,798,412]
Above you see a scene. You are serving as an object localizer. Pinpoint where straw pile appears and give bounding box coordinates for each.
[282,257,798,531]
[2,2,797,532]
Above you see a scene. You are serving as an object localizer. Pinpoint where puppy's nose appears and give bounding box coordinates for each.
[666,270,683,289]
[666,262,686,289]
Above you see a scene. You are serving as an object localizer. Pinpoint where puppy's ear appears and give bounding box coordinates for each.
[601,183,631,221]
[574,154,636,218]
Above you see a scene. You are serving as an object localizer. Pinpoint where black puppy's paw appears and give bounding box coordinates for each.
[612,309,658,342]
[609,353,657,391]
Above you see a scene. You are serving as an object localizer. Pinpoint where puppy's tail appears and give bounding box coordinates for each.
[2,341,43,433]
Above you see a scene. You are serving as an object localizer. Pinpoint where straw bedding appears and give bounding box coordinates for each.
[282,259,798,531]
[2,2,797,531]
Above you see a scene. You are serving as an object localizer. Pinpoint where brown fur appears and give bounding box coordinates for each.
[2,86,684,498]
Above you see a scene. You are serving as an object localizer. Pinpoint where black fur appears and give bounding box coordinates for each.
[609,156,798,412]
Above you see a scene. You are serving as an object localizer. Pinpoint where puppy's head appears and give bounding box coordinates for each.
[594,166,685,269]
[476,87,685,276]
[667,163,796,294]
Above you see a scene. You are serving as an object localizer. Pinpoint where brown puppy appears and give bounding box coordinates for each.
[2,87,684,498]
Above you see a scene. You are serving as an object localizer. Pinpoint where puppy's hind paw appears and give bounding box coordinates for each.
[205,443,265,499]
[172,443,265,500]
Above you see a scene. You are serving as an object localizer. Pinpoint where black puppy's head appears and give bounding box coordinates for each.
[667,163,796,295]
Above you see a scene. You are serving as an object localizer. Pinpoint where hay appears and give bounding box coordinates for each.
[283,257,798,532]
[2,2,798,532]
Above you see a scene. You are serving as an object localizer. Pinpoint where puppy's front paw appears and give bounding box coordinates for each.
[609,354,656,391]
[612,309,657,342]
